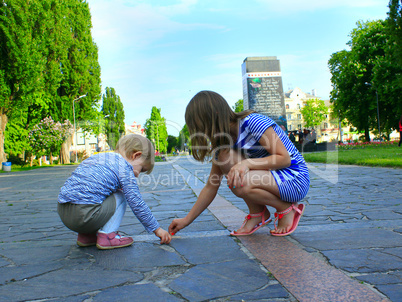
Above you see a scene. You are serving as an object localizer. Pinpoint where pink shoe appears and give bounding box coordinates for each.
[96,232,134,250]
[77,233,97,247]
[230,207,272,236]
[270,203,305,236]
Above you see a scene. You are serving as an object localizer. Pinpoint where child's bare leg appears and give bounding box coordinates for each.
[216,149,296,235]
[234,174,297,235]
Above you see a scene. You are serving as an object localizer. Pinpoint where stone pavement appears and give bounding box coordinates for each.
[0,156,401,301]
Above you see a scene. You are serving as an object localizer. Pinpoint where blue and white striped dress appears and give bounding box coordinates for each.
[234,113,310,202]
[58,152,160,233]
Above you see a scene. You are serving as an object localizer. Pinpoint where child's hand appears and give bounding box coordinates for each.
[168,217,189,235]
[154,227,172,244]
[227,162,249,189]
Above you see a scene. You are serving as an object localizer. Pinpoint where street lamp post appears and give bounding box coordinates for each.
[365,82,381,140]
[73,94,87,162]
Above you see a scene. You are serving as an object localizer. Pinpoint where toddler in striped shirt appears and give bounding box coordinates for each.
[58,134,171,249]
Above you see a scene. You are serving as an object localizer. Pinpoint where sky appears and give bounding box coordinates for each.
[87,0,390,136]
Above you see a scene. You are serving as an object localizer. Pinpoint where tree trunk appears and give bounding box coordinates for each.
[365,127,371,142]
[0,113,8,163]
[60,135,72,164]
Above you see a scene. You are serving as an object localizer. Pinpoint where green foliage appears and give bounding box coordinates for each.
[4,119,29,156]
[0,0,44,114]
[300,99,328,128]
[177,124,190,151]
[167,135,178,153]
[102,87,125,150]
[0,0,45,162]
[232,99,243,112]
[0,0,100,162]
[0,0,102,163]
[329,16,402,141]
[387,0,402,86]
[144,107,168,153]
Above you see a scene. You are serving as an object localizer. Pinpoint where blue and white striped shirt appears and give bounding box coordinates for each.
[234,113,309,202]
[58,152,159,233]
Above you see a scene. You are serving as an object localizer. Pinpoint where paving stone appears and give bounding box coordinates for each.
[293,228,401,250]
[375,284,402,302]
[383,247,402,258]
[170,236,248,264]
[229,283,290,301]
[0,255,9,268]
[0,242,69,265]
[321,248,402,273]
[362,210,402,220]
[0,262,64,285]
[93,283,182,301]
[0,161,400,302]
[355,271,402,285]
[57,294,92,302]
[177,219,227,233]
[169,259,270,302]
[91,242,186,270]
[0,268,143,301]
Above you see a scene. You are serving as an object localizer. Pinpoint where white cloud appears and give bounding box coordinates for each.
[254,0,385,13]
[89,0,223,54]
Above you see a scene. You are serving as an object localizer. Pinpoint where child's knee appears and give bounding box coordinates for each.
[231,184,251,198]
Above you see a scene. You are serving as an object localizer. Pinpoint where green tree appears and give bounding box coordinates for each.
[0,0,45,163]
[388,0,402,85]
[232,99,243,112]
[102,87,125,150]
[383,0,402,133]
[50,0,102,163]
[167,135,178,153]
[0,0,102,163]
[328,20,394,141]
[300,99,328,129]
[177,124,190,151]
[144,107,168,153]
[4,118,30,159]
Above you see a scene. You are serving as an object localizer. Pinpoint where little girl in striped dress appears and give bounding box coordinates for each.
[169,91,310,236]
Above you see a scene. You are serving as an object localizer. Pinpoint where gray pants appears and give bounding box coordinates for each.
[57,195,116,234]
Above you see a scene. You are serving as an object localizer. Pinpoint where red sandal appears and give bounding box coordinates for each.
[270,203,305,236]
[230,207,272,236]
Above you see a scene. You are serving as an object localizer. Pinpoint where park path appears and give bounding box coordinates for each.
[0,157,400,301]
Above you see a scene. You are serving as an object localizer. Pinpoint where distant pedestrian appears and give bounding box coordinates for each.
[297,129,303,144]
[311,129,317,144]
[303,129,310,145]
[169,91,309,237]
[288,131,296,144]
[399,115,402,147]
[58,134,171,249]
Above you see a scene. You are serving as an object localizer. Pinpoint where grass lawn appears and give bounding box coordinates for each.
[0,163,77,173]
[303,141,402,168]
[1,142,401,173]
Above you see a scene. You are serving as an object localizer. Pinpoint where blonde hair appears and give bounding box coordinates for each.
[185,90,254,162]
[115,134,155,173]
